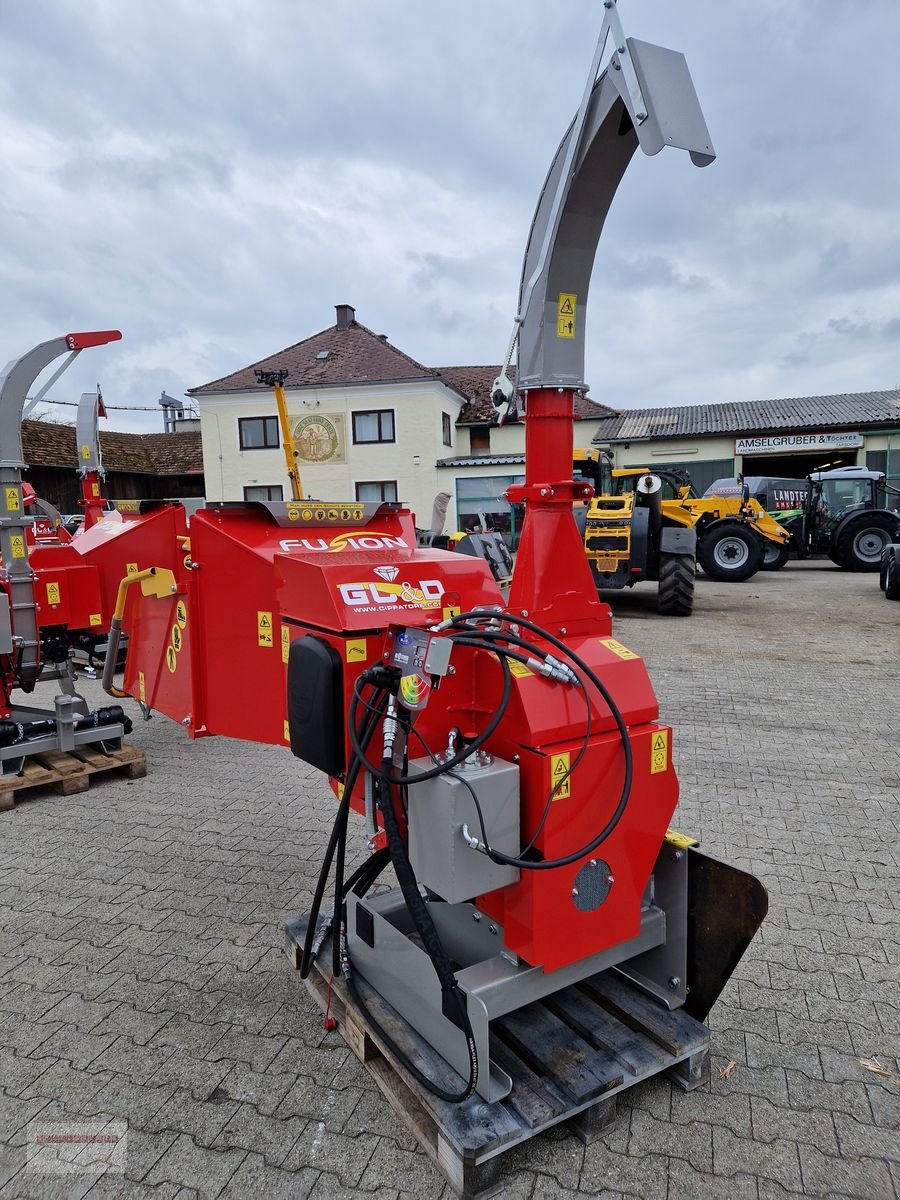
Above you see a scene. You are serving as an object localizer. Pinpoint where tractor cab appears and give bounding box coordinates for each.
[804,467,900,569]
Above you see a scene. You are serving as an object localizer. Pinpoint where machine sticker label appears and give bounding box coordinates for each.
[91,483,101,497]
[81,444,91,460]
[126,562,139,575]
[4,488,18,511]
[176,600,187,629]
[279,532,407,554]
[282,625,291,664]
[283,719,290,742]
[46,582,61,605]
[650,729,669,775]
[183,553,192,569]
[166,645,177,673]
[116,501,139,513]
[336,578,444,614]
[285,503,364,525]
[600,637,639,661]
[508,661,534,678]
[257,611,274,647]
[89,613,102,626]
[345,638,367,663]
[138,671,146,703]
[9,535,25,559]
[442,604,461,622]
[399,674,430,708]
[550,752,571,800]
[171,625,183,654]
[665,827,698,850]
[557,292,577,339]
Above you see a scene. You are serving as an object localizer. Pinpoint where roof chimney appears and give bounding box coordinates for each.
[335,304,356,330]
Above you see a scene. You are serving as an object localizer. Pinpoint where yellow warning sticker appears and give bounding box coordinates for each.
[81,444,91,460]
[283,719,290,742]
[4,487,18,511]
[171,625,183,654]
[550,751,571,800]
[46,582,61,605]
[650,729,669,775]
[138,671,146,703]
[346,638,367,663]
[336,782,345,800]
[176,599,187,629]
[557,292,577,339]
[665,827,698,850]
[126,562,139,576]
[9,535,25,559]
[257,610,273,647]
[442,604,461,623]
[508,660,534,678]
[91,482,101,498]
[116,501,139,513]
[166,645,177,673]
[600,637,639,661]
[89,613,102,627]
[282,625,291,664]
[183,553,192,569]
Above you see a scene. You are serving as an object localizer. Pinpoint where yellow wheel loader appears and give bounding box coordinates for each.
[573,451,791,612]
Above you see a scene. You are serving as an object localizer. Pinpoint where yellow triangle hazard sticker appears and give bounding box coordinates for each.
[652,733,666,752]
[559,296,574,315]
[553,758,568,777]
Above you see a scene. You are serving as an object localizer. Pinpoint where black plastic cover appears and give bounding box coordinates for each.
[287,635,345,776]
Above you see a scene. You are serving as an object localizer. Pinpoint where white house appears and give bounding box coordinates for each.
[188,305,613,540]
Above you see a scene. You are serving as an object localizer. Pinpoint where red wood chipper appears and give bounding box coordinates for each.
[105,3,767,1138]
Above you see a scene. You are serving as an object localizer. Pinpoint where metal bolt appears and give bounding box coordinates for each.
[572,888,579,898]
[668,976,681,991]
[539,488,549,497]
[617,44,625,53]
[472,911,481,922]
[589,859,597,867]
[488,924,497,935]
[613,61,621,70]
[560,627,567,635]
[521,610,529,618]
[673,849,683,861]
[181,716,191,727]
[636,111,647,121]
[606,873,615,885]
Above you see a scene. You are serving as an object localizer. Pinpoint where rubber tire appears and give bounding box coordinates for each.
[760,542,790,571]
[657,553,695,616]
[885,550,900,601]
[698,523,764,582]
[834,514,897,573]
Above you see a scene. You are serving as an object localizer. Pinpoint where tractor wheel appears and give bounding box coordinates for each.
[657,553,695,616]
[760,542,790,571]
[834,514,897,572]
[885,550,900,600]
[698,523,763,582]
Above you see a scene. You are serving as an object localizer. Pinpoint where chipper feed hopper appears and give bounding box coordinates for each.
[108,3,767,1119]
[0,333,186,773]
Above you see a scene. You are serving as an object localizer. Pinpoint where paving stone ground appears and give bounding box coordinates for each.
[0,559,898,1199]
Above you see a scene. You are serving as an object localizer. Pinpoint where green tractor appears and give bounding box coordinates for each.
[781,467,900,571]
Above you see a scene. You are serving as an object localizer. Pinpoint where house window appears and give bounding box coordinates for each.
[469,425,491,456]
[355,480,398,503]
[352,410,395,444]
[442,412,453,447]
[239,416,279,450]
[243,485,284,502]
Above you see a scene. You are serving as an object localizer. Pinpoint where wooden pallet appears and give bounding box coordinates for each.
[0,743,146,811]
[286,919,710,1198]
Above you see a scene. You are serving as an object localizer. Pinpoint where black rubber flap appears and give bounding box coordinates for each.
[287,635,345,776]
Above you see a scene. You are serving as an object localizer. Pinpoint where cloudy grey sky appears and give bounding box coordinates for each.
[2,0,900,432]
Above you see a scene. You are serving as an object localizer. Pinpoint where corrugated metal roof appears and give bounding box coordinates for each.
[435,454,525,468]
[592,390,900,443]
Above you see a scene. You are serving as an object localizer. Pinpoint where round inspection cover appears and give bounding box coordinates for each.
[572,860,612,912]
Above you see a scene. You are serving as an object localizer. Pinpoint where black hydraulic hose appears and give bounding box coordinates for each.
[344,759,478,1103]
[347,655,512,786]
[442,611,634,869]
[298,688,387,980]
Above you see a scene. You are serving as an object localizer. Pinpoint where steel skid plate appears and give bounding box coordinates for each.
[347,889,667,1104]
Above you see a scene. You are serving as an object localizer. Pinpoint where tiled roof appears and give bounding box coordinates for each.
[435,365,616,424]
[591,390,900,443]
[21,421,203,476]
[436,454,525,469]
[189,319,440,396]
